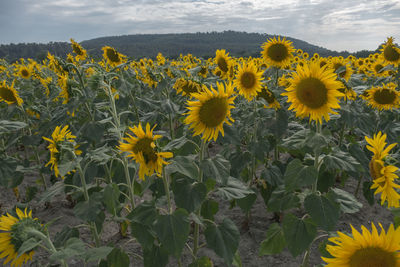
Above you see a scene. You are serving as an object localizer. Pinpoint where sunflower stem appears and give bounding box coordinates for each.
[123,157,136,210]
[251,99,258,182]
[193,139,207,257]
[162,166,172,214]
[312,123,322,193]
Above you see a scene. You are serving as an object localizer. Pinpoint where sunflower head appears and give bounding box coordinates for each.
[157,52,166,66]
[380,37,400,65]
[365,83,400,111]
[173,78,202,97]
[102,46,126,67]
[370,60,388,77]
[261,36,295,68]
[42,125,81,178]
[214,49,231,78]
[198,66,208,78]
[118,123,173,180]
[184,82,236,141]
[257,87,281,110]
[0,208,43,267]
[70,39,87,61]
[0,80,23,106]
[282,61,343,124]
[234,61,264,101]
[329,57,353,81]
[17,65,32,79]
[322,223,400,266]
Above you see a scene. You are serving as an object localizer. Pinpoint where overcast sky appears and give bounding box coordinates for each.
[1,0,399,52]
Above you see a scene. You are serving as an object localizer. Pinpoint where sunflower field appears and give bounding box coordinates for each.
[0,36,400,267]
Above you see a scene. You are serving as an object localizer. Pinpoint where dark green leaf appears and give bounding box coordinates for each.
[85,246,113,262]
[166,155,199,179]
[267,188,300,212]
[328,188,363,214]
[173,179,207,213]
[304,194,340,231]
[53,226,80,248]
[143,244,169,267]
[259,223,286,255]
[201,154,231,184]
[363,181,375,206]
[189,256,213,267]
[216,177,254,200]
[106,247,130,267]
[201,199,219,220]
[284,159,318,191]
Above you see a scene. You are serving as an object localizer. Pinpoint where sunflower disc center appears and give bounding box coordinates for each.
[374,64,384,73]
[21,69,30,77]
[296,77,328,109]
[384,45,400,62]
[217,58,229,72]
[241,71,256,89]
[199,97,228,128]
[73,45,84,56]
[133,137,157,163]
[106,49,121,63]
[257,89,275,104]
[373,89,396,104]
[349,247,396,267]
[267,43,288,62]
[0,86,17,102]
[182,82,199,95]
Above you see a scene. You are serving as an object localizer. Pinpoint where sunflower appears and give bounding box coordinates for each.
[43,125,81,178]
[198,65,208,78]
[234,61,264,101]
[329,57,353,81]
[214,49,231,79]
[156,52,166,66]
[380,37,400,66]
[282,61,343,124]
[70,39,87,61]
[370,60,388,77]
[184,82,236,141]
[102,46,126,67]
[365,83,400,111]
[56,73,70,104]
[0,208,43,267]
[118,123,173,180]
[261,36,295,68]
[257,87,281,109]
[365,132,400,208]
[173,78,202,97]
[322,223,400,266]
[17,65,32,79]
[0,80,23,106]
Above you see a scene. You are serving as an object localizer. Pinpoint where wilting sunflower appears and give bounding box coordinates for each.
[118,123,173,180]
[282,61,343,124]
[184,82,236,141]
[365,83,400,111]
[365,132,400,208]
[322,223,400,266]
[70,39,87,61]
[0,208,43,267]
[173,78,202,97]
[43,125,81,178]
[0,80,23,106]
[102,46,126,67]
[214,49,231,79]
[257,87,281,109]
[234,61,264,101]
[380,37,400,66]
[261,36,295,68]
[329,57,353,81]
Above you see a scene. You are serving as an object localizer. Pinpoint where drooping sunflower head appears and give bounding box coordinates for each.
[282,61,343,124]
[173,78,202,97]
[322,223,400,266]
[261,36,295,68]
[234,61,264,101]
[329,57,353,81]
[118,123,173,180]
[102,46,127,67]
[184,82,236,141]
[380,37,400,65]
[257,86,281,110]
[42,125,81,178]
[365,82,400,111]
[0,80,23,106]
[0,208,43,267]
[70,39,87,61]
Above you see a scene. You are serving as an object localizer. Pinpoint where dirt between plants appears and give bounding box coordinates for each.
[0,171,393,267]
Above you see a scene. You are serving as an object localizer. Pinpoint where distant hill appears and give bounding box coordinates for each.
[0,31,376,62]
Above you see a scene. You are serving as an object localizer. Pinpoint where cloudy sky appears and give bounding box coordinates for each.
[1,0,399,52]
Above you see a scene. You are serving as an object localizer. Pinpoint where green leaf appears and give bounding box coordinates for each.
[189,256,213,267]
[267,187,300,212]
[201,154,231,184]
[143,244,169,267]
[236,193,257,213]
[328,188,363,214]
[85,246,113,262]
[284,159,318,191]
[282,214,317,257]
[105,247,130,267]
[166,155,199,179]
[173,178,207,213]
[154,208,190,258]
[103,184,121,215]
[17,238,41,256]
[74,194,103,222]
[127,201,158,225]
[259,223,286,255]
[39,181,65,203]
[363,181,375,206]
[201,199,219,220]
[204,218,240,266]
[323,148,362,173]
[50,238,86,262]
[0,157,24,188]
[217,177,254,200]
[304,194,340,231]
[53,226,80,248]
[0,120,27,134]
[130,222,155,250]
